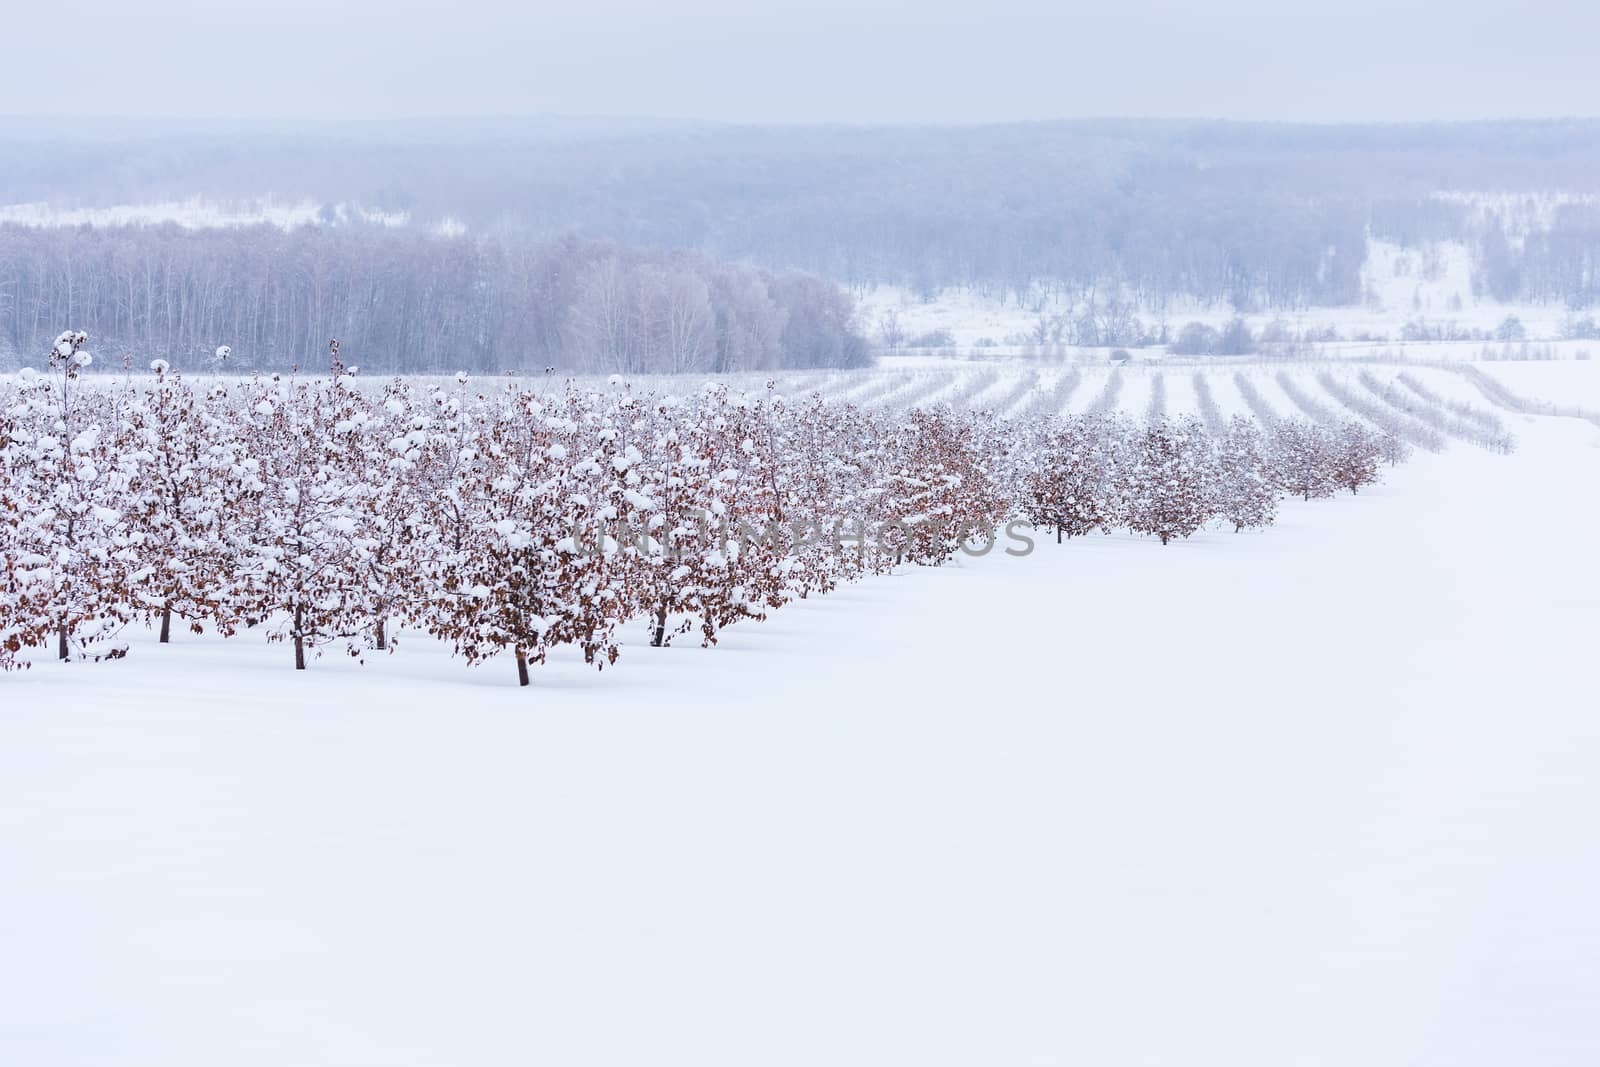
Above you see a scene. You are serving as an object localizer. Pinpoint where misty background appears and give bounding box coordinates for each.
[6,1,1600,372]
[11,1,1600,123]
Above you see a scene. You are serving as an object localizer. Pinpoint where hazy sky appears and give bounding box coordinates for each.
[10,0,1600,124]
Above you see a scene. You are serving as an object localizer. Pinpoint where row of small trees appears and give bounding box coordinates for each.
[1017,413,1386,546]
[1,336,1395,682]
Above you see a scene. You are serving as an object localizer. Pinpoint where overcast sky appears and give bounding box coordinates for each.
[10,0,1600,124]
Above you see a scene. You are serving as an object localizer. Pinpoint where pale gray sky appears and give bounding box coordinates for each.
[10,0,1600,124]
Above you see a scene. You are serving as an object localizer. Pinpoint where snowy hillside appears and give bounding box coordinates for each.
[856,224,1594,350]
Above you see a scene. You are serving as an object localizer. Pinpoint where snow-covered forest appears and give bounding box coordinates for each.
[0,228,868,374]
[11,120,1600,313]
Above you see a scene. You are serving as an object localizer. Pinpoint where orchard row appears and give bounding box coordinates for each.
[1,338,1399,682]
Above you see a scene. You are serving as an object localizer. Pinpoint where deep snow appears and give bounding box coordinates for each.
[3,401,1600,1065]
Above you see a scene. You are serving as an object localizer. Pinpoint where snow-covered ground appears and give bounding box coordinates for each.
[1486,360,1600,408]
[0,198,411,230]
[4,363,1600,1065]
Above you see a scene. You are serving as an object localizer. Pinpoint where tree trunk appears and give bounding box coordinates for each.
[293,602,306,671]
[159,602,172,644]
[651,604,668,648]
[1056,527,1063,544]
[57,623,69,661]
[515,648,531,687]
[375,618,386,651]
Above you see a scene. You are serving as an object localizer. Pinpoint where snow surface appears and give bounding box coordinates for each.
[1487,361,1600,408]
[0,198,410,231]
[3,388,1600,1064]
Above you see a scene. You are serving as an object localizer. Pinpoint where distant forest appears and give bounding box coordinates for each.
[0,226,867,374]
[7,118,1600,367]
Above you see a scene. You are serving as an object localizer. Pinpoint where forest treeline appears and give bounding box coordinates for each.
[0,225,870,374]
[11,119,1600,311]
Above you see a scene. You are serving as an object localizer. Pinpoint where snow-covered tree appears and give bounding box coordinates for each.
[1025,414,1127,542]
[4,334,140,661]
[1332,421,1384,495]
[122,365,247,642]
[1214,416,1277,533]
[875,407,1007,567]
[1269,418,1339,502]
[229,370,370,669]
[423,385,633,686]
[1123,416,1216,545]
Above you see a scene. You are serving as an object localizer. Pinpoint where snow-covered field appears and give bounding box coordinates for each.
[1487,360,1600,408]
[734,356,1598,441]
[5,360,1600,1064]
[0,197,412,231]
